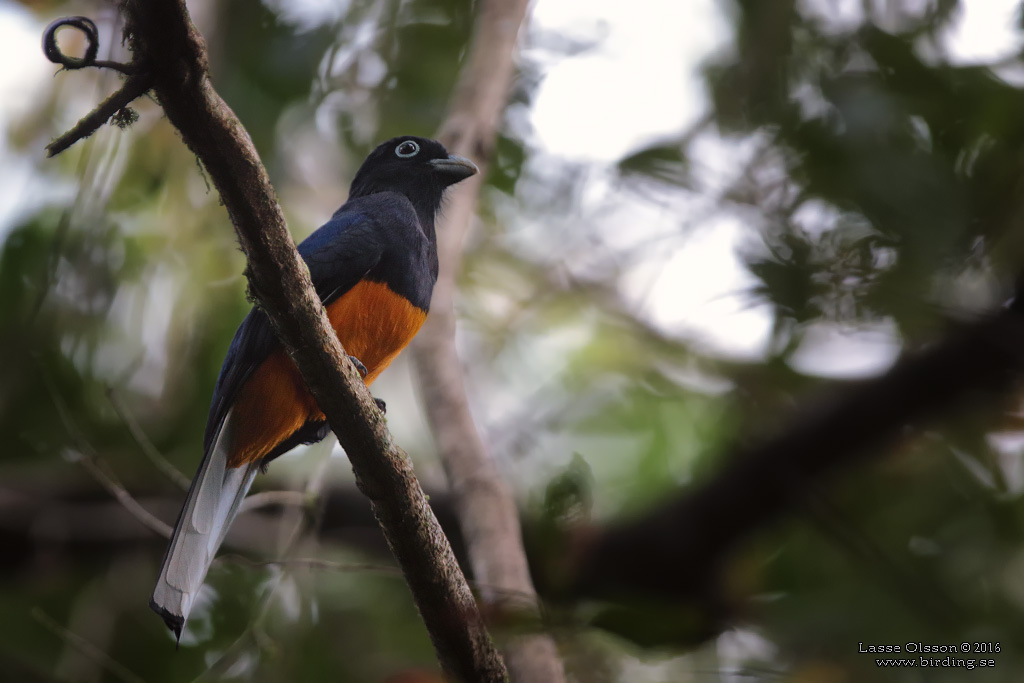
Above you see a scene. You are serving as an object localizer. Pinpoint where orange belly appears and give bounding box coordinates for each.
[225,280,427,467]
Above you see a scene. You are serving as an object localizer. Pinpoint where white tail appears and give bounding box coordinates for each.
[150,410,259,641]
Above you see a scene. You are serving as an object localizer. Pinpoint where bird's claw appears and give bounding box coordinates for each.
[346,357,384,412]
[347,355,368,379]
[350,358,385,411]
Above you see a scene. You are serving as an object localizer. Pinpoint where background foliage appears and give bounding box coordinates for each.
[3,0,1024,681]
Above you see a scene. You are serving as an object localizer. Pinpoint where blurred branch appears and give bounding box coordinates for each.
[36,358,172,539]
[411,0,565,680]
[0,484,460,568]
[238,489,309,513]
[221,554,403,577]
[228,555,552,620]
[17,469,953,631]
[69,2,507,679]
[71,451,172,539]
[6,486,541,621]
[30,608,145,683]
[566,306,1024,630]
[106,387,190,491]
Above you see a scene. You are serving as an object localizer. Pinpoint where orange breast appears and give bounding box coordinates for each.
[225,280,427,467]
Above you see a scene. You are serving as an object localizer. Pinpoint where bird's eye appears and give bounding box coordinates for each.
[395,140,420,158]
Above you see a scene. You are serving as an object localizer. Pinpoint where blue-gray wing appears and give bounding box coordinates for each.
[201,209,385,452]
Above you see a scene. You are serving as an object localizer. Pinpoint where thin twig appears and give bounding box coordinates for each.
[47,74,152,157]
[219,553,402,577]
[106,387,191,491]
[238,490,310,513]
[35,359,172,539]
[89,60,136,76]
[71,450,172,538]
[218,553,552,630]
[31,608,147,683]
[43,16,147,157]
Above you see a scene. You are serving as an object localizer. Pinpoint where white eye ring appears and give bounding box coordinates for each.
[395,140,420,158]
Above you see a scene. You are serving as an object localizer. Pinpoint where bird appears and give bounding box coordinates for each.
[150,136,478,642]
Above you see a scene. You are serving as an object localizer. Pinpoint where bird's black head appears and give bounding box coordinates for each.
[349,136,478,224]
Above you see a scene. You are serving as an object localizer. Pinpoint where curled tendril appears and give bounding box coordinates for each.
[43,16,99,69]
[40,15,150,156]
[43,16,134,75]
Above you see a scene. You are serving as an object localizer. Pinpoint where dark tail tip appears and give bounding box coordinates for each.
[149,598,184,646]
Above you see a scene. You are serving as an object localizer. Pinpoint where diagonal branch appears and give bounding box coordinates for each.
[411,0,566,680]
[566,306,1024,631]
[97,2,507,680]
[46,74,151,157]
[31,608,146,683]
[106,387,191,491]
[36,357,173,539]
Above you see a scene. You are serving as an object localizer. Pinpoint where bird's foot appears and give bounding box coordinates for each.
[346,356,384,412]
[347,355,368,379]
